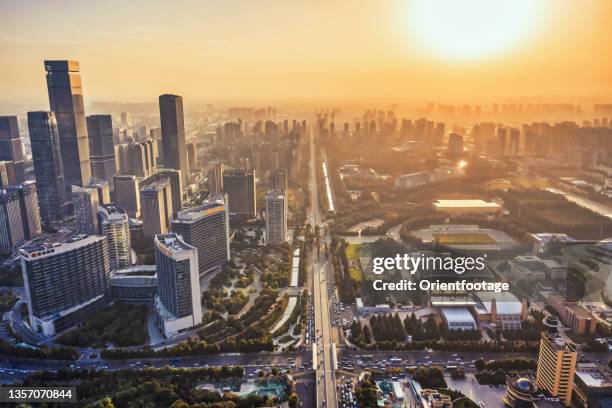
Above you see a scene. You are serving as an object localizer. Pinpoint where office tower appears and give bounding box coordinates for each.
[155,169,182,215]
[98,204,131,270]
[448,133,464,156]
[140,178,173,238]
[223,169,256,221]
[120,112,130,128]
[186,142,197,172]
[0,189,24,252]
[265,190,287,245]
[0,116,25,184]
[117,143,153,177]
[149,127,162,165]
[11,181,42,241]
[159,94,188,183]
[20,234,110,336]
[86,115,117,191]
[154,233,202,337]
[113,175,140,218]
[0,162,12,189]
[171,193,230,275]
[27,111,66,225]
[208,162,224,193]
[72,185,99,235]
[271,169,288,193]
[89,179,110,205]
[535,316,577,407]
[44,60,91,188]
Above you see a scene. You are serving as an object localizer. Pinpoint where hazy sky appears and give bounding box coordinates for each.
[1,0,611,106]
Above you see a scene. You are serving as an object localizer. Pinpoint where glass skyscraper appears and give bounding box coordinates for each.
[27,111,66,224]
[45,60,91,189]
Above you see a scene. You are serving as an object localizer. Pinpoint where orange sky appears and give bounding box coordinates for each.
[0,0,611,106]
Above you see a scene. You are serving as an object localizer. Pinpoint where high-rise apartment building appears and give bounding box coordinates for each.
[448,133,464,156]
[44,60,91,188]
[223,169,256,221]
[171,193,230,275]
[154,233,202,337]
[535,316,578,407]
[208,162,224,193]
[265,190,287,245]
[113,175,140,218]
[72,185,99,235]
[86,115,116,191]
[20,234,110,336]
[0,188,24,252]
[0,115,26,185]
[271,169,288,193]
[159,94,188,184]
[98,204,131,270]
[27,111,66,224]
[140,178,173,238]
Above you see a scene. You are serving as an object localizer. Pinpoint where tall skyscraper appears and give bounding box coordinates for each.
[98,204,131,270]
[0,116,25,185]
[20,234,110,336]
[141,169,183,216]
[86,115,117,190]
[27,111,66,225]
[113,175,140,218]
[265,190,287,245]
[11,181,42,241]
[140,178,173,238]
[0,188,25,252]
[154,233,202,337]
[72,185,99,235]
[271,169,288,193]
[208,161,224,193]
[448,133,464,156]
[223,169,256,221]
[535,316,577,407]
[171,193,230,275]
[159,94,188,184]
[44,60,91,188]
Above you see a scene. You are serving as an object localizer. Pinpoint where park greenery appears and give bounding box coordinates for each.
[56,303,148,348]
[21,367,290,407]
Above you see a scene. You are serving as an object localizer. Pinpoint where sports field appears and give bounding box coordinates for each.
[345,244,363,280]
[432,232,496,245]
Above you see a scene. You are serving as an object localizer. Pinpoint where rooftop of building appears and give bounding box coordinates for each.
[100,203,126,215]
[20,233,104,259]
[575,363,612,388]
[266,190,285,199]
[542,331,576,352]
[440,307,477,325]
[433,199,501,208]
[141,177,169,192]
[155,233,194,254]
[174,198,226,222]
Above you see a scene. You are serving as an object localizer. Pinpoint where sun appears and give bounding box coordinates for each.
[408,0,543,60]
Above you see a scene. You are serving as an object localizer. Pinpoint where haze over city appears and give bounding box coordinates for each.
[1,0,611,106]
[1,1,612,408]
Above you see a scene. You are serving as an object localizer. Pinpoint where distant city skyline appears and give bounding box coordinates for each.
[1,0,611,105]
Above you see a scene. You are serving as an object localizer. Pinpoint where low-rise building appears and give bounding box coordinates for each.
[547,294,597,336]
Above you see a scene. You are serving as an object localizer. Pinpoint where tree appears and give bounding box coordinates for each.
[288,393,299,408]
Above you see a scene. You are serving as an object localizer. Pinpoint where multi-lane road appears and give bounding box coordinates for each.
[308,127,337,408]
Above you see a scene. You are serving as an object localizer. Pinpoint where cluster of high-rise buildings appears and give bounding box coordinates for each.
[4,59,290,339]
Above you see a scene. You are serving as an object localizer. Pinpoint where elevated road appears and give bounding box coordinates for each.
[308,128,337,408]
